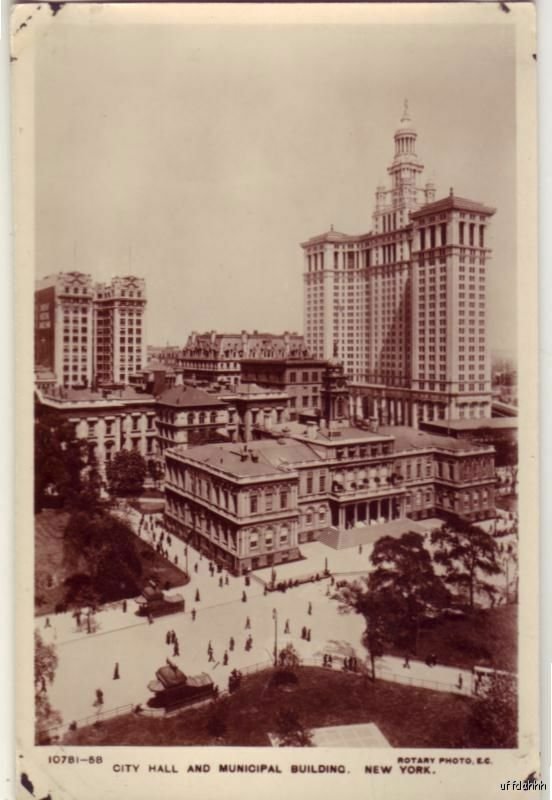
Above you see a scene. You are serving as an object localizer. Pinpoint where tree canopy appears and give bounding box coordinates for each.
[63,509,143,605]
[107,450,147,496]
[35,631,62,739]
[368,531,450,653]
[431,522,501,609]
[274,708,313,747]
[34,401,91,511]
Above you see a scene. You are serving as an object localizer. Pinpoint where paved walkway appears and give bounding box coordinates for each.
[37,505,496,735]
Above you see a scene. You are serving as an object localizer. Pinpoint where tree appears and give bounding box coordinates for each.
[35,631,62,741]
[465,672,517,747]
[34,402,89,511]
[107,450,147,496]
[431,523,501,609]
[278,643,301,672]
[368,532,450,653]
[147,459,164,489]
[274,708,313,747]
[63,509,143,604]
[336,579,388,679]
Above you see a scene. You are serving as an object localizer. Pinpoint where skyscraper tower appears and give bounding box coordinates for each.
[301,103,495,425]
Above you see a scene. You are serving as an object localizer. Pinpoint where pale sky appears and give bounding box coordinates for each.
[35,18,516,354]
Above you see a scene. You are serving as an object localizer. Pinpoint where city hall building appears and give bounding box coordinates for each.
[302,103,495,426]
[164,419,496,575]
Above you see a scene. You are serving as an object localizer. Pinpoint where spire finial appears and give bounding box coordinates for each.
[401,98,410,122]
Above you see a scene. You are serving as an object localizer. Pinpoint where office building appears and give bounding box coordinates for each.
[302,103,495,425]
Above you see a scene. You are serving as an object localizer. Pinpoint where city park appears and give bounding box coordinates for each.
[34,406,518,749]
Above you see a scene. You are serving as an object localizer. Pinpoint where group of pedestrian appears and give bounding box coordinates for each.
[343,656,358,672]
[300,626,312,642]
[166,629,180,656]
[425,653,438,668]
[322,654,334,667]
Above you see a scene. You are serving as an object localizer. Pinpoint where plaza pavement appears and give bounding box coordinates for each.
[38,507,497,733]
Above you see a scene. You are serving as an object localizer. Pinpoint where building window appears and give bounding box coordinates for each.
[250,494,258,514]
[306,473,313,493]
[289,372,296,383]
[280,491,288,509]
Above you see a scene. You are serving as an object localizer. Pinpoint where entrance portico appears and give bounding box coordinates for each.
[330,493,404,530]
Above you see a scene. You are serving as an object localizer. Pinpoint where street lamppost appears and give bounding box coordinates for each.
[272,608,278,668]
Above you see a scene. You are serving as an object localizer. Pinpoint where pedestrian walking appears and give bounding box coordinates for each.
[173,641,180,657]
[229,636,235,651]
[242,591,247,603]
[284,619,290,634]
[223,651,228,666]
[148,613,154,625]
[457,674,463,690]
[358,544,363,555]
[245,616,251,629]
[208,651,214,663]
[403,654,411,669]
[306,628,311,642]
[191,608,196,621]
[95,689,104,706]
[113,662,120,680]
[225,575,229,586]
[194,563,199,574]
[219,577,223,588]
[301,626,306,640]
[166,631,171,645]
[175,555,179,566]
[195,589,201,602]
[307,602,312,615]
[122,600,127,613]
[44,617,51,629]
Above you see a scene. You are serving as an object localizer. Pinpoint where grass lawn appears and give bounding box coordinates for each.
[386,605,517,673]
[35,509,188,616]
[63,666,483,748]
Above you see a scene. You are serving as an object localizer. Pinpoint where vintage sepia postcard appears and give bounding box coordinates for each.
[12,2,539,798]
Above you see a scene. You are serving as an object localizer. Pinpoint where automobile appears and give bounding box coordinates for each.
[135,585,184,618]
[147,661,216,710]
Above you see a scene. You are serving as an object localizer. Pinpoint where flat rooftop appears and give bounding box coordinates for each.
[421,417,518,432]
[377,426,491,453]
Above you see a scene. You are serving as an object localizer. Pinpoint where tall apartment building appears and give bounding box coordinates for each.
[95,276,147,385]
[35,272,95,388]
[34,272,147,388]
[302,103,495,426]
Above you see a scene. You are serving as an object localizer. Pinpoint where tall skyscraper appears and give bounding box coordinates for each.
[94,276,147,385]
[35,272,147,387]
[35,272,95,388]
[302,103,495,425]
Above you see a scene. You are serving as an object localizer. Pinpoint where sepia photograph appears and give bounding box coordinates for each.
[13,3,539,798]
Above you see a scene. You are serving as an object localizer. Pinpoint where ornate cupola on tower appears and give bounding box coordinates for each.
[373,101,427,232]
